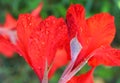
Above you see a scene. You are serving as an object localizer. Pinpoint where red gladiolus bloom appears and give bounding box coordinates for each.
[0,13,17,57]
[0,3,43,57]
[66,4,120,68]
[17,14,70,82]
[59,4,120,83]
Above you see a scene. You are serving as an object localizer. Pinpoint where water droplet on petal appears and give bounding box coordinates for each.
[41,41,45,45]
[29,23,32,26]
[46,30,49,35]
[38,67,41,69]
[80,27,82,32]
[53,20,55,24]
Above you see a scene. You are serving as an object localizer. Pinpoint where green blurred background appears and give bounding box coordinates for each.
[0,0,120,83]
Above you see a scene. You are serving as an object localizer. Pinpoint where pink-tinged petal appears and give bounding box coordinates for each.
[58,37,82,82]
[0,28,17,44]
[48,48,70,78]
[68,67,95,83]
[31,3,43,17]
[0,36,16,57]
[66,4,90,47]
[88,46,120,67]
[4,13,17,29]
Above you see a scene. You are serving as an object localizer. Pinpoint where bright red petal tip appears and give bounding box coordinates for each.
[31,3,43,17]
[4,13,17,29]
[68,67,95,83]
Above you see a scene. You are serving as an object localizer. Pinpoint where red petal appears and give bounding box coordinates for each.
[17,15,69,80]
[48,48,70,78]
[31,3,43,17]
[17,14,41,68]
[17,14,41,50]
[88,46,120,66]
[68,68,94,83]
[0,35,16,57]
[4,13,17,29]
[17,14,40,47]
[66,4,90,47]
[86,13,115,51]
[17,14,44,80]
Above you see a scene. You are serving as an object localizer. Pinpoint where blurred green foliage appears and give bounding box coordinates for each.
[0,0,120,83]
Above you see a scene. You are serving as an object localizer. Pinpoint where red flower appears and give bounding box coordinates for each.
[17,14,70,81]
[66,4,120,67]
[0,13,17,57]
[0,3,43,57]
[60,4,120,83]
